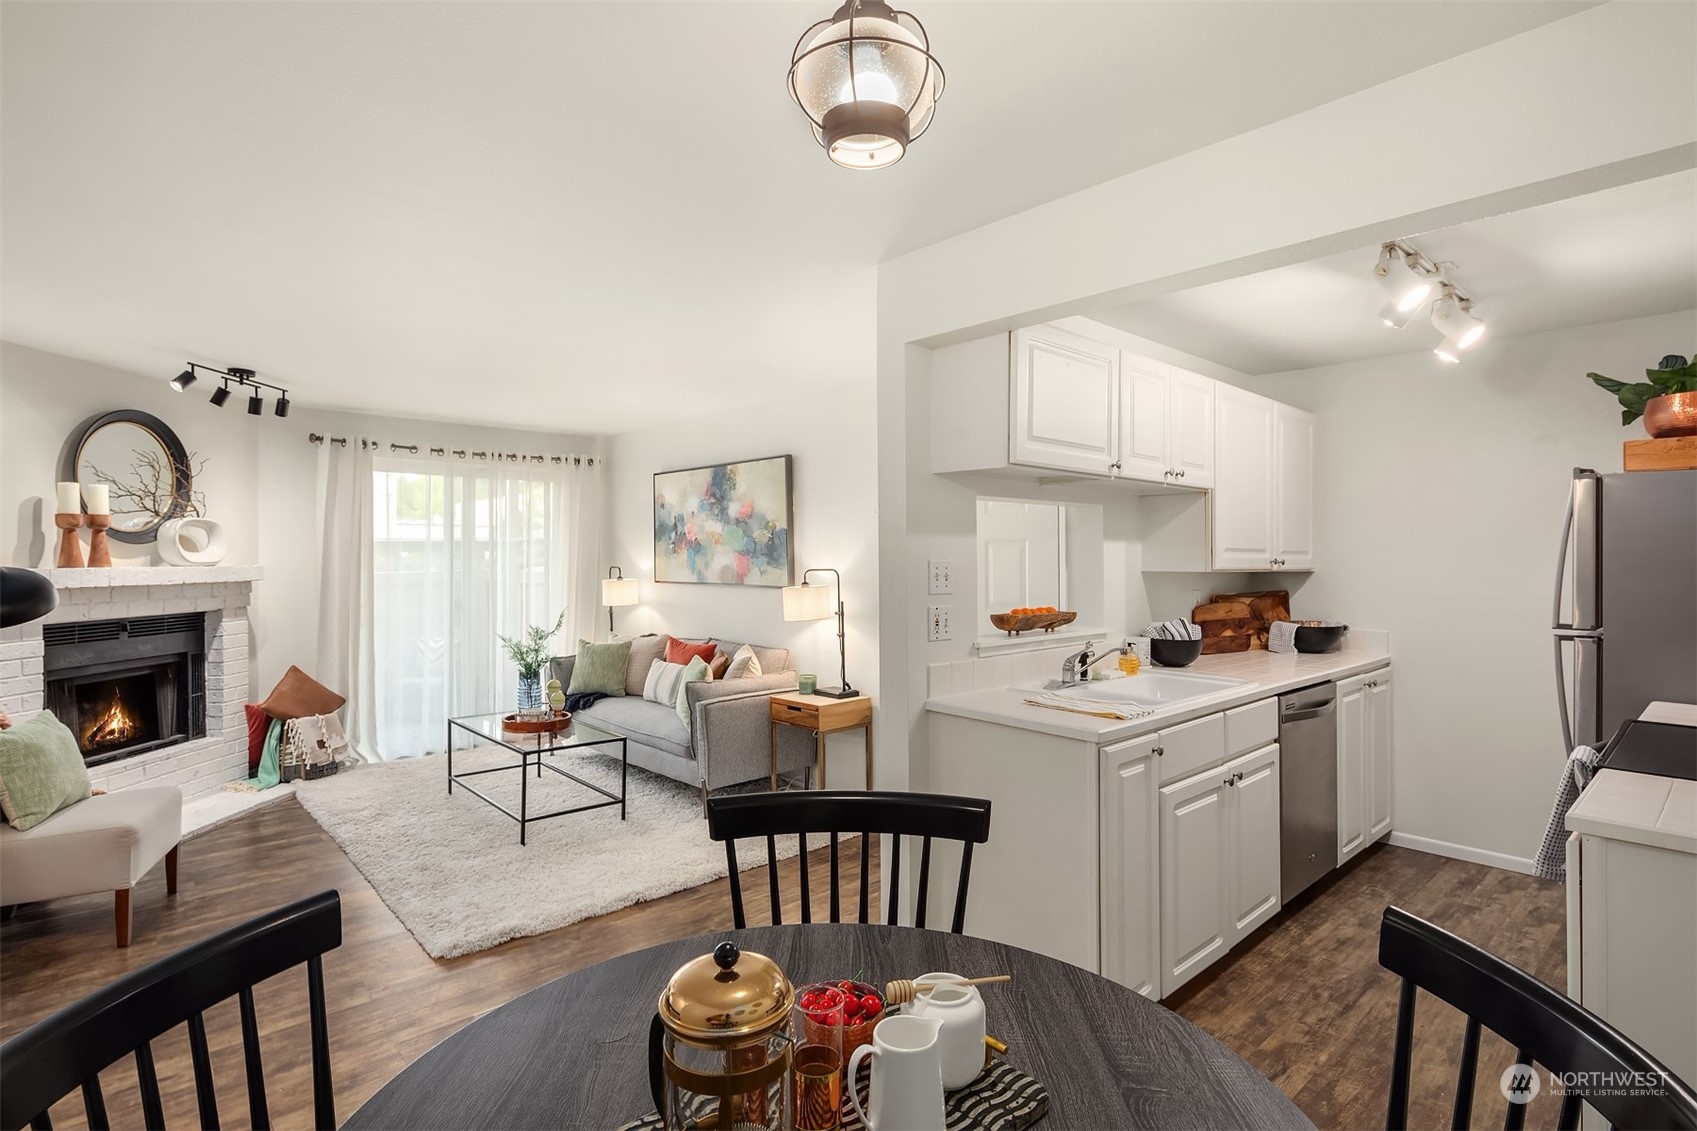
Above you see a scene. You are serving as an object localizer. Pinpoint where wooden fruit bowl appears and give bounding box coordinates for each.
[502,712,572,734]
[988,610,1078,636]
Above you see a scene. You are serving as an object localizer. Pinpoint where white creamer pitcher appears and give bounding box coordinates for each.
[846,1014,945,1131]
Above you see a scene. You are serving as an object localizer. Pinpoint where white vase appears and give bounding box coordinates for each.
[157,517,228,566]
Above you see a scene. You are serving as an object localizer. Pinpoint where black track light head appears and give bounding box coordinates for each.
[274,394,291,418]
[247,392,264,415]
[209,384,232,407]
[171,368,196,392]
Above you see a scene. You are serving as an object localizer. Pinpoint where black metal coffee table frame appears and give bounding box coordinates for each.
[446,713,627,845]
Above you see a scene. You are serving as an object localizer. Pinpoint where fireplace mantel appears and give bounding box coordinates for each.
[36,565,265,589]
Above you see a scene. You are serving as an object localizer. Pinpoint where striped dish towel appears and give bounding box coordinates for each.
[1023,693,1154,722]
[1268,621,1299,654]
[1141,619,1201,641]
[1532,745,1601,882]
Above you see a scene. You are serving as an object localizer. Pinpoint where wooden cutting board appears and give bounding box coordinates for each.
[1194,590,1291,653]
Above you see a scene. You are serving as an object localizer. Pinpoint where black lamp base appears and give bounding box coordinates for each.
[812,686,860,700]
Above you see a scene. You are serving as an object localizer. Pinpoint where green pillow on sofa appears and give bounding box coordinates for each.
[569,638,631,697]
[0,710,93,831]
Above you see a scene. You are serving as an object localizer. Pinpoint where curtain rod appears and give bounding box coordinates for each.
[307,433,595,467]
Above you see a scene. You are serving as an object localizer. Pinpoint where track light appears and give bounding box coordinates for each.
[1378,300,1419,330]
[209,383,232,407]
[179,361,290,421]
[1374,244,1435,315]
[171,368,197,392]
[247,391,264,415]
[274,394,290,418]
[1431,289,1486,352]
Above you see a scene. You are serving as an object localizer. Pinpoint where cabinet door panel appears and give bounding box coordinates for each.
[1367,672,1393,841]
[1337,678,1367,865]
[1212,385,1275,569]
[1117,355,1171,482]
[1160,770,1230,996]
[1228,743,1282,941]
[1273,403,1316,569]
[1169,368,1216,488]
[1011,327,1119,474]
[1100,739,1160,998]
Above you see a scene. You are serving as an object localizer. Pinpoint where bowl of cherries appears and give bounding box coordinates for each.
[797,980,885,1058]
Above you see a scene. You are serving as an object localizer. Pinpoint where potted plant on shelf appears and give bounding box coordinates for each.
[1589,353,1697,437]
[498,611,564,710]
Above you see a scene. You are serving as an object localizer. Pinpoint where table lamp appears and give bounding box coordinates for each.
[602,566,639,637]
[782,567,857,699]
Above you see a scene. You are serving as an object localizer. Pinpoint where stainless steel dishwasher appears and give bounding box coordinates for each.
[1279,682,1338,903]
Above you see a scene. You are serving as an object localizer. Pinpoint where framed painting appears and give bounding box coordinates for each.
[653,454,794,586]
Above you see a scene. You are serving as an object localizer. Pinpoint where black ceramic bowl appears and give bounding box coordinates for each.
[1149,638,1203,667]
[1293,623,1349,654]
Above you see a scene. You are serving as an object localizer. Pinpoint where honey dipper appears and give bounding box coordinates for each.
[884,974,1012,1005]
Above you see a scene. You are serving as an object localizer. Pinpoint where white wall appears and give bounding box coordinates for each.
[1241,310,1690,867]
[1,341,599,695]
[603,384,879,787]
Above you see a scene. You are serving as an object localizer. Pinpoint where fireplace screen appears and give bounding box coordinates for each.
[42,614,207,766]
[74,673,163,755]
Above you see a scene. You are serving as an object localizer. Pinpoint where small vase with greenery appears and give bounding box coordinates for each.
[499,611,565,710]
[1588,353,1696,426]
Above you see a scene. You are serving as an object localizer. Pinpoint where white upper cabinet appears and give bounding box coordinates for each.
[1272,403,1316,569]
[1117,354,1172,482]
[1169,368,1216,488]
[1212,384,1277,569]
[1010,326,1120,475]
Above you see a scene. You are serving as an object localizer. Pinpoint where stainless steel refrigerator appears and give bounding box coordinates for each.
[1553,467,1697,753]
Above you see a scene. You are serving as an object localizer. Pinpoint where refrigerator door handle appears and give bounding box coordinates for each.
[1554,631,1604,754]
[1552,481,1575,629]
[1571,471,1600,631]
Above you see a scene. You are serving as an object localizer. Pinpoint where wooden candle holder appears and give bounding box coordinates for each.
[54,512,86,569]
[86,513,113,567]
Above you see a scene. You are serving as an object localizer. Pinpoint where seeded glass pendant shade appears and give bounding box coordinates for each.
[788,0,944,170]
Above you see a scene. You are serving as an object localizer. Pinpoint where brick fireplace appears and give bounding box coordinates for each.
[0,566,262,797]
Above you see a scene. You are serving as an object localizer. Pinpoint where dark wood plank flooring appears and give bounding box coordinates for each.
[1167,841,1567,1131]
[2,801,1564,1131]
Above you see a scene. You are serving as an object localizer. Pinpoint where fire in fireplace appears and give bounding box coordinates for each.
[43,614,206,765]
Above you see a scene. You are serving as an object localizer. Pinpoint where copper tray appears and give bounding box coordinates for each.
[502,712,572,734]
[988,611,1078,636]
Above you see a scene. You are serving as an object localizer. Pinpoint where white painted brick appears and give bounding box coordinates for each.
[20,692,42,711]
[0,661,20,680]
[0,677,32,697]
[20,657,42,676]
[0,641,41,661]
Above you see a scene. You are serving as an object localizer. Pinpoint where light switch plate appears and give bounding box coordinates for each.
[927,605,952,642]
[927,560,953,595]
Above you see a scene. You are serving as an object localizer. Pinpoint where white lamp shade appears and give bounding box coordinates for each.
[1431,296,1486,351]
[782,583,833,622]
[602,577,639,607]
[1376,253,1433,313]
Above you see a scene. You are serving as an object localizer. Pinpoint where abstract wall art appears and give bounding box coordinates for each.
[653,454,793,586]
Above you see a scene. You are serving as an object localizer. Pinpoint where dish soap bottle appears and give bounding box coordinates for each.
[1118,650,1142,677]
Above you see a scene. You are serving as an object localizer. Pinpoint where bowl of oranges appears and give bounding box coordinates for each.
[988,606,1077,636]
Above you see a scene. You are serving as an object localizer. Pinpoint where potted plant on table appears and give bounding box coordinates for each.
[1589,353,1697,437]
[498,611,564,710]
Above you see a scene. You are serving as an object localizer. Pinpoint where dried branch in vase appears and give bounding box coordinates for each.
[89,449,207,520]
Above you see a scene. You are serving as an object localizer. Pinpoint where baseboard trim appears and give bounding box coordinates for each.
[1385,832,1535,876]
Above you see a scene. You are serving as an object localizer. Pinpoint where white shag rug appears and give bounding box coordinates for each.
[294,746,816,959]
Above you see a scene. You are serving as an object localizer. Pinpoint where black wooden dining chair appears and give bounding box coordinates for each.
[707,790,992,933]
[0,889,344,1131]
[1378,904,1697,1131]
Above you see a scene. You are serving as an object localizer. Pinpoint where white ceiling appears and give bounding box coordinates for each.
[1,1,1594,433]
[1092,170,1697,375]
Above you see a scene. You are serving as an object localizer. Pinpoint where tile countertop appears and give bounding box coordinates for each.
[1566,702,1697,856]
[923,645,1392,744]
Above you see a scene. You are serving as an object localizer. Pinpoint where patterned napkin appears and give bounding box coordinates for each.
[618,1058,1049,1131]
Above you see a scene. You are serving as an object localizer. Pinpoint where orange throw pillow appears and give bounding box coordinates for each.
[245,703,269,773]
[665,639,718,667]
[261,665,346,721]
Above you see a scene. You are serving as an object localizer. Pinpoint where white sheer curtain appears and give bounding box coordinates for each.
[318,442,599,761]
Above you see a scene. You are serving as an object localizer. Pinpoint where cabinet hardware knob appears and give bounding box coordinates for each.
[1153,745,1163,756]
[1177,470,1185,478]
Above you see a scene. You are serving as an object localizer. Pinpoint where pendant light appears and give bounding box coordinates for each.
[788,0,944,170]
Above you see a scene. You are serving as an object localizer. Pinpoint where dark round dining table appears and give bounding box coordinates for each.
[344,923,1314,1129]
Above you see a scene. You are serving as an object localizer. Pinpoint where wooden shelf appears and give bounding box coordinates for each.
[1624,436,1697,472]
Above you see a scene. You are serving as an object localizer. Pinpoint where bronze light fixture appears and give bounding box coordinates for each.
[788,0,944,171]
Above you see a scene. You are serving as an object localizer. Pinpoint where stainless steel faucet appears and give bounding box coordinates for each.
[1061,642,1129,686]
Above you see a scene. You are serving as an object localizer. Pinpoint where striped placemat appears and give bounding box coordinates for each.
[618,1058,1048,1131]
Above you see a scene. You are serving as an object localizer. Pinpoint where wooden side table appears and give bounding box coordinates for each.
[768,693,873,790]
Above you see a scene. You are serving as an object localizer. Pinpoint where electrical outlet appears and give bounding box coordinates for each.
[927,604,952,641]
[928,560,953,595]
[1191,589,1203,608]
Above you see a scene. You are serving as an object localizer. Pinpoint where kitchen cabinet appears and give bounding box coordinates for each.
[1099,736,1160,998]
[1213,385,1316,571]
[1337,667,1393,866]
[1159,742,1283,997]
[929,324,1216,488]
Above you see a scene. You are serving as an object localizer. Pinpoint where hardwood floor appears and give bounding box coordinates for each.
[0,796,876,1131]
[2,804,1564,1131]
[1167,842,1568,1131]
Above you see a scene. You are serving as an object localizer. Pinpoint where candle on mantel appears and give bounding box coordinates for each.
[84,483,110,516]
[55,482,80,514]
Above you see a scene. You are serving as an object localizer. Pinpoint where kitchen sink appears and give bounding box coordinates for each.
[1047,671,1247,707]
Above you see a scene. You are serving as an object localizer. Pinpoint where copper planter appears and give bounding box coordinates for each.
[1644,392,1697,438]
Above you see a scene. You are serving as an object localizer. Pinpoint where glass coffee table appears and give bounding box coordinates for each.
[446,712,627,845]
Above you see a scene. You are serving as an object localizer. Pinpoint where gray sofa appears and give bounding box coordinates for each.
[549,636,814,809]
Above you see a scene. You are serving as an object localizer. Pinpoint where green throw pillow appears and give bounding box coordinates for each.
[0,711,93,831]
[569,638,631,698]
[675,655,710,727]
